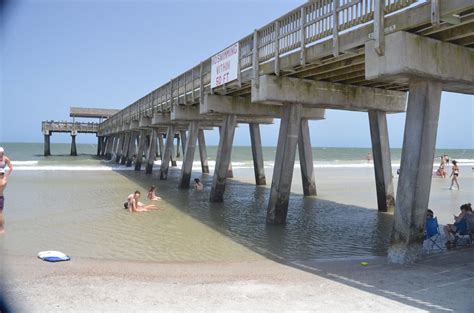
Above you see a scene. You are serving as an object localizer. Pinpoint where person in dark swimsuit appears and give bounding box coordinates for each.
[450,160,460,190]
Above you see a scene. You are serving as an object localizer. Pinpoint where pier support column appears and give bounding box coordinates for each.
[145,129,158,174]
[267,103,302,224]
[158,134,164,160]
[369,110,395,212]
[126,133,137,167]
[96,136,102,156]
[388,81,442,264]
[219,126,233,178]
[179,121,200,189]
[180,130,187,158]
[176,135,181,159]
[160,126,175,180]
[116,134,125,163]
[135,130,147,171]
[210,115,237,203]
[101,137,108,157]
[198,129,209,174]
[120,133,131,165]
[44,134,51,156]
[105,136,113,160]
[70,133,77,156]
[298,119,317,196]
[249,123,266,185]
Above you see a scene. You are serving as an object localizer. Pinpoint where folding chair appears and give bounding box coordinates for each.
[424,217,443,251]
[453,215,474,247]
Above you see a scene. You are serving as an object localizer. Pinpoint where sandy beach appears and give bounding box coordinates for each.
[2,248,474,312]
[1,146,473,312]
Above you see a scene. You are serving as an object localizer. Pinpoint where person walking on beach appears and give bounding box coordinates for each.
[366,152,372,163]
[0,169,8,234]
[449,160,460,190]
[147,186,161,201]
[0,147,13,177]
[125,191,158,213]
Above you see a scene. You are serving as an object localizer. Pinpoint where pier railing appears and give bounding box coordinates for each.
[99,0,420,133]
[42,121,99,133]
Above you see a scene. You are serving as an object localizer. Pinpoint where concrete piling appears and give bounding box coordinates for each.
[160,126,175,180]
[96,136,102,156]
[249,123,266,185]
[298,119,316,196]
[120,133,131,165]
[210,115,237,202]
[70,133,77,156]
[368,110,395,212]
[180,130,187,158]
[135,130,148,171]
[388,81,442,264]
[158,134,164,160]
[145,129,158,174]
[266,103,302,224]
[44,134,51,156]
[197,129,209,174]
[179,121,200,189]
[126,133,138,167]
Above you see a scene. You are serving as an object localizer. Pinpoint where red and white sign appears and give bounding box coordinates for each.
[211,43,239,89]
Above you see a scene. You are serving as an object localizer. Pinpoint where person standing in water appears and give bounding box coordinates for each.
[194,178,204,191]
[0,169,8,234]
[449,160,460,190]
[0,147,13,177]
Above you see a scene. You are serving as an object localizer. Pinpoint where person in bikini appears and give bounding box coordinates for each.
[0,169,8,234]
[125,191,158,213]
[147,186,161,201]
[0,147,13,177]
[449,160,460,190]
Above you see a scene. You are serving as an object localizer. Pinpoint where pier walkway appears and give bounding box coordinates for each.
[96,0,474,264]
[42,107,119,156]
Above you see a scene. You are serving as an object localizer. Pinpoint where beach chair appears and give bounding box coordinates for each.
[424,217,442,251]
[453,214,474,246]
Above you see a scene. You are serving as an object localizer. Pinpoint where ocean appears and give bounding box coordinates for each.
[1,143,473,263]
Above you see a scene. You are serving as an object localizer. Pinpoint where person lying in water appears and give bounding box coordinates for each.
[124,191,158,212]
[147,185,162,201]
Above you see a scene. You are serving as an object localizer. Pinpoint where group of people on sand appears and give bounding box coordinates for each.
[0,147,13,234]
[124,178,204,213]
[434,154,460,190]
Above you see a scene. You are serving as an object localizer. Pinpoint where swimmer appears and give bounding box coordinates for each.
[194,178,203,191]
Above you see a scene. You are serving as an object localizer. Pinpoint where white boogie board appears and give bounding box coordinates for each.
[37,251,71,262]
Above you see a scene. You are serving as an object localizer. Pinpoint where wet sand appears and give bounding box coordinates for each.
[1,164,473,311]
[2,248,473,312]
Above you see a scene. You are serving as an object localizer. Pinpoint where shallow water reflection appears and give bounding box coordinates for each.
[3,167,394,263]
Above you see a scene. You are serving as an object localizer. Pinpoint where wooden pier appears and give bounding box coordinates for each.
[42,107,119,156]
[96,0,473,264]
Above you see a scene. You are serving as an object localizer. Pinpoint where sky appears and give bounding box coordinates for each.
[1,0,473,148]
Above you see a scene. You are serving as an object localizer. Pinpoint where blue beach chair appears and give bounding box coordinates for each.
[424,217,442,251]
[453,215,474,247]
